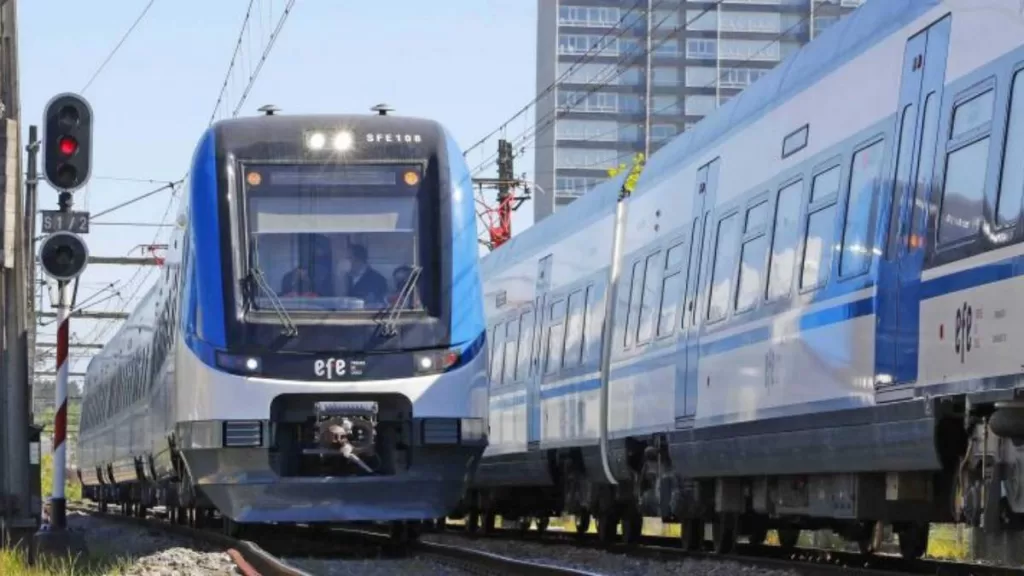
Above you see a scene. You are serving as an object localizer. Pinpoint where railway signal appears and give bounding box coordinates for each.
[43,93,93,192]
[38,231,89,282]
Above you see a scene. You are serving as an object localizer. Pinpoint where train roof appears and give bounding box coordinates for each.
[635,0,942,192]
[478,171,627,276]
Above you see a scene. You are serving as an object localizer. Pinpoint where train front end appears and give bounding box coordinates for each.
[176,112,488,524]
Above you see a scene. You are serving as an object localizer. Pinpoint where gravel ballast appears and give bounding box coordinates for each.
[286,556,473,576]
[67,510,240,575]
[422,532,803,576]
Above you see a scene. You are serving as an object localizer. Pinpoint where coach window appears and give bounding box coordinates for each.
[708,213,740,322]
[997,71,1024,226]
[623,260,645,348]
[637,251,663,343]
[840,140,885,275]
[736,200,769,312]
[515,309,535,380]
[801,166,840,290]
[766,180,803,300]
[581,285,600,363]
[489,325,503,382]
[939,87,996,245]
[564,290,586,367]
[545,299,567,374]
[657,242,685,337]
[502,319,518,384]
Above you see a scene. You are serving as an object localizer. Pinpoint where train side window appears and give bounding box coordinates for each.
[801,167,840,290]
[707,213,740,322]
[939,88,996,245]
[997,71,1024,226]
[636,251,663,343]
[564,290,586,367]
[623,261,644,348]
[488,325,503,382]
[515,309,535,380]
[582,285,600,363]
[766,180,803,301]
[736,200,769,312]
[502,319,518,384]
[840,140,885,275]
[657,243,685,337]
[545,299,566,373]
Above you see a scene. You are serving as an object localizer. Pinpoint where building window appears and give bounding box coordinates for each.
[557,149,620,170]
[686,67,717,87]
[556,119,619,142]
[650,124,677,142]
[719,11,781,33]
[558,34,619,56]
[653,67,679,86]
[652,96,680,115]
[686,39,717,59]
[720,39,780,61]
[559,5,621,27]
[686,9,718,31]
[686,95,717,116]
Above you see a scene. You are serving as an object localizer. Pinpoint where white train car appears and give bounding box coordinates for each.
[469,0,1024,558]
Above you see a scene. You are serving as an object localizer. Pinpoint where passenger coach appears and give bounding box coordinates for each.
[468,0,1024,559]
[77,108,489,536]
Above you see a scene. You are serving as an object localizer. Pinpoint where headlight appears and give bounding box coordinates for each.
[216,352,262,375]
[414,349,460,374]
[460,418,487,443]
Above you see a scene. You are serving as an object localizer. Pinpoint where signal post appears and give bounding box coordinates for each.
[32,93,92,560]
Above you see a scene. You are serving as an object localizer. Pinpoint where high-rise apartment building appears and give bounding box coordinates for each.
[532,0,866,222]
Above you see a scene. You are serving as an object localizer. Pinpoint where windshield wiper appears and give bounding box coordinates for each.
[247,236,298,337]
[379,265,421,338]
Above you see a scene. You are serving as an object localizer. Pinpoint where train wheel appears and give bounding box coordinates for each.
[621,508,643,546]
[596,510,619,545]
[482,510,497,535]
[748,526,768,546]
[711,514,737,554]
[777,527,800,551]
[896,522,928,560]
[682,519,703,551]
[574,512,591,537]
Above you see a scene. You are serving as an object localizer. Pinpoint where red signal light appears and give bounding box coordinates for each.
[58,136,78,157]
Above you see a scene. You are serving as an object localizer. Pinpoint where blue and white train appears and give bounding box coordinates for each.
[76,109,489,535]
[468,0,1024,558]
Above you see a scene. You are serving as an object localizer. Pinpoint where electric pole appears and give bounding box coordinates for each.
[473,138,530,250]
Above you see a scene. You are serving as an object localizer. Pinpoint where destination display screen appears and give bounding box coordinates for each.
[246,164,422,189]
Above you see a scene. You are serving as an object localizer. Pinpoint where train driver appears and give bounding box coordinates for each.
[340,244,389,305]
[280,235,335,297]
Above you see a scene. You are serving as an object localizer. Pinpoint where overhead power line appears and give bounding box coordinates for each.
[81,0,159,93]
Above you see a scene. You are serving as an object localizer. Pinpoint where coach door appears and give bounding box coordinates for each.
[876,15,951,391]
[678,158,719,423]
[527,254,553,450]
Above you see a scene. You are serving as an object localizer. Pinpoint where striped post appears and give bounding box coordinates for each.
[51,279,71,530]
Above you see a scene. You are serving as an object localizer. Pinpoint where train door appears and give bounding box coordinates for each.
[527,254,553,450]
[876,15,951,392]
[678,158,720,423]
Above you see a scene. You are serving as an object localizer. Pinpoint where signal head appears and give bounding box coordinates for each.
[39,231,89,282]
[43,93,93,192]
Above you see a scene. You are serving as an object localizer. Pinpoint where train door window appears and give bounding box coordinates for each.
[707,213,740,322]
[515,309,535,380]
[736,200,769,312]
[564,290,586,367]
[886,105,918,257]
[840,140,885,276]
[909,93,940,250]
[623,260,645,348]
[636,251,663,343]
[657,242,685,337]
[502,319,518,384]
[997,71,1024,226]
[938,87,996,245]
[545,299,567,373]
[801,166,841,290]
[766,180,803,301]
[581,285,597,363]
[489,325,503,382]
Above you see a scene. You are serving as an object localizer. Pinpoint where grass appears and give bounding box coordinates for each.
[0,542,134,576]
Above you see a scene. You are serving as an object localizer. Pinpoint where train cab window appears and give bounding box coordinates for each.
[840,140,885,275]
[766,180,803,301]
[801,167,841,289]
[623,261,645,347]
[515,309,535,380]
[545,299,567,373]
[502,319,518,384]
[997,71,1024,226]
[657,243,685,337]
[736,200,769,312]
[939,88,996,245]
[564,290,586,367]
[636,251,663,343]
[708,213,740,322]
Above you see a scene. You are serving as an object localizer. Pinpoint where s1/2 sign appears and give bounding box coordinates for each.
[41,210,89,234]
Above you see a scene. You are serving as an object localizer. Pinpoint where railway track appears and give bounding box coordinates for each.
[68,502,603,575]
[433,521,1024,576]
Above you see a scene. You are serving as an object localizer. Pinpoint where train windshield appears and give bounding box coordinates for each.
[241,163,430,315]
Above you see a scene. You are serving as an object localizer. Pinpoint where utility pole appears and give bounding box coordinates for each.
[473,139,530,251]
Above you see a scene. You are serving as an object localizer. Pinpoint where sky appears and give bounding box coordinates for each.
[22,0,539,379]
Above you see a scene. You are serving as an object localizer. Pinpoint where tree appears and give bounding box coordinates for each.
[607,152,646,198]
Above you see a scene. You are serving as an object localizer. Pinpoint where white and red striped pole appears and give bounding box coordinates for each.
[51,279,71,530]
